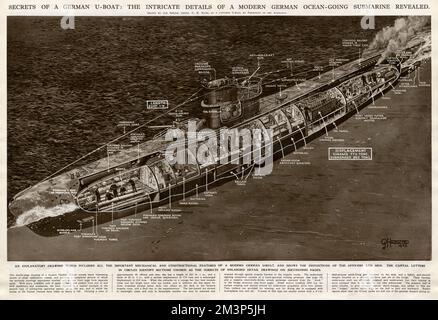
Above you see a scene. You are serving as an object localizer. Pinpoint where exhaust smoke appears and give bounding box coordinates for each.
[366,17,430,64]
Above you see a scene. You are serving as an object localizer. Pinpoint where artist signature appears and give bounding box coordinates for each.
[381,237,409,250]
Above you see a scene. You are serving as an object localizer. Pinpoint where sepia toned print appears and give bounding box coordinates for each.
[7,16,431,261]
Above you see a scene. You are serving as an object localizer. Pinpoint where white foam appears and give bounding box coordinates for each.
[13,203,79,227]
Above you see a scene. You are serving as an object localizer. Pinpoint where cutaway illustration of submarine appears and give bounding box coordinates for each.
[8,37,428,234]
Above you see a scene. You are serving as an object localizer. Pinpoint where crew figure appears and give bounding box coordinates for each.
[94,188,101,203]
[119,185,127,196]
[110,184,118,198]
[129,179,137,192]
[105,190,114,201]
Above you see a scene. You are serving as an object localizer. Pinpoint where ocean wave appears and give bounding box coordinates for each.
[12,203,79,227]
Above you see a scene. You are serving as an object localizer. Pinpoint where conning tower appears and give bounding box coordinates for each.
[201,76,262,129]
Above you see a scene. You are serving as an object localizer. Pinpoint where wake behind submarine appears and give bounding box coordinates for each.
[8,36,428,236]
